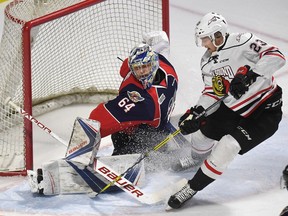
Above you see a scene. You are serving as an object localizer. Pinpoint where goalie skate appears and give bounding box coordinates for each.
[27,169,44,194]
[172,149,211,172]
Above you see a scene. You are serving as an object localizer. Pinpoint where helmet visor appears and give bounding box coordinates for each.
[195,35,212,47]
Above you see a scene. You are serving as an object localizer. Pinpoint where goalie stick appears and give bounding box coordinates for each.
[97,95,229,195]
[5,97,68,146]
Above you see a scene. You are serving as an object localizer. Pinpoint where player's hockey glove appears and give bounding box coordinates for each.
[178,105,206,135]
[229,65,260,99]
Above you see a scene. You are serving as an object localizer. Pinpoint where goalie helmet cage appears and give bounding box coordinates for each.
[0,0,169,176]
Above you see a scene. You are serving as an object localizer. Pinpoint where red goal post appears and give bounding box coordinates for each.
[0,0,169,176]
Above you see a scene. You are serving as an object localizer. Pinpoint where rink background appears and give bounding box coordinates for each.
[0,0,288,215]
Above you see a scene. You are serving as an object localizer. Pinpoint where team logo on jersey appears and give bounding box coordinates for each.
[127,91,144,103]
[212,65,234,79]
[212,75,230,96]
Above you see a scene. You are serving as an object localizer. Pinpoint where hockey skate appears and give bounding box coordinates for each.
[166,183,197,210]
[27,169,44,194]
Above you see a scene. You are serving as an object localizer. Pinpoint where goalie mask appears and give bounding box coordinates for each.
[195,12,228,48]
[129,44,159,89]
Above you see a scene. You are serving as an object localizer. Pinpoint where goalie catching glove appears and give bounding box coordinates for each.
[229,65,260,99]
[178,106,206,135]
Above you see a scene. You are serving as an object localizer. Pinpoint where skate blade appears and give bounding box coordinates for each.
[165,205,173,211]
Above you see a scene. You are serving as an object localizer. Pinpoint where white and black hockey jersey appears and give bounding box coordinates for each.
[197,32,286,117]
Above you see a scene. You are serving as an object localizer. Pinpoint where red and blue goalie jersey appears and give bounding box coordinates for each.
[89,54,178,137]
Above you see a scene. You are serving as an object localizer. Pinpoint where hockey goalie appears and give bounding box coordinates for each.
[27,117,145,196]
[27,30,179,199]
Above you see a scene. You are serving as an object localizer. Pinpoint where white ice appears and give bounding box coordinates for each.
[0,0,287,215]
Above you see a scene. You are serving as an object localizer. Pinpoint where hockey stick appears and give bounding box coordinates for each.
[96,128,181,195]
[167,94,229,144]
[92,158,188,204]
[5,97,68,146]
[94,158,188,204]
[97,95,228,195]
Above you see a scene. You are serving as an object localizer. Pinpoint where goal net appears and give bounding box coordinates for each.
[0,0,169,175]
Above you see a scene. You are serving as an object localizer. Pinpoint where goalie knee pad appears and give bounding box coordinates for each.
[201,134,241,179]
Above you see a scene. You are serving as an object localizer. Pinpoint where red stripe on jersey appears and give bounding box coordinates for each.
[119,58,130,78]
[259,47,276,58]
[203,92,221,101]
[230,85,273,110]
[259,47,285,60]
[89,103,144,137]
[264,53,286,60]
[242,86,277,117]
[204,160,222,175]
[202,86,213,92]
[147,87,161,128]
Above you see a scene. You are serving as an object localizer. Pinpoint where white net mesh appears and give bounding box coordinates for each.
[0,0,167,173]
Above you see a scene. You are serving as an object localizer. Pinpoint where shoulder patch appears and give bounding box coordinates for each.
[127,91,145,103]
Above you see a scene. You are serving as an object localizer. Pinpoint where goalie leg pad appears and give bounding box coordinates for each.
[28,154,145,196]
[65,117,101,165]
[27,169,43,194]
[37,159,92,195]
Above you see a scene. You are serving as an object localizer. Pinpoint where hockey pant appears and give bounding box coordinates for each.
[189,86,282,191]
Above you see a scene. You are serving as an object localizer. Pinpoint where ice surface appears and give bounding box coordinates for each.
[0,0,287,215]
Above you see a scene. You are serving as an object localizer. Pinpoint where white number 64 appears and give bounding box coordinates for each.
[118,97,136,113]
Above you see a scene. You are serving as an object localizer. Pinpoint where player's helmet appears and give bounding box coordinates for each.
[195,12,228,47]
[128,44,159,89]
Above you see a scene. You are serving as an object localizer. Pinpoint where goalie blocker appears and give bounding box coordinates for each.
[28,118,145,196]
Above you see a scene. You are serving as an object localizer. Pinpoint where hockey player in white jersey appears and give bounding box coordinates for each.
[167,12,286,209]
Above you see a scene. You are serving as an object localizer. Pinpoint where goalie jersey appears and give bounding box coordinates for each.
[89,54,178,137]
